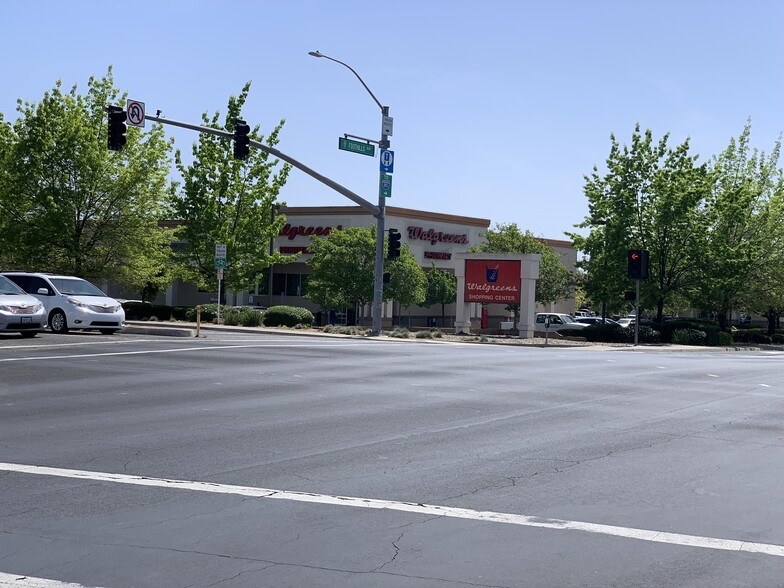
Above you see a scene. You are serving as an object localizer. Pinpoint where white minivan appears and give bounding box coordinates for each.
[0,274,47,337]
[2,272,125,335]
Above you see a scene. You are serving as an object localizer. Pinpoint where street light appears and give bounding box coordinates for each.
[309,50,391,336]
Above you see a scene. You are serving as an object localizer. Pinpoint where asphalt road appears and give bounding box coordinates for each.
[1,331,784,587]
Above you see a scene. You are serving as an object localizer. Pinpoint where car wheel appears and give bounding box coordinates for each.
[20,331,38,338]
[49,310,69,334]
[99,329,118,335]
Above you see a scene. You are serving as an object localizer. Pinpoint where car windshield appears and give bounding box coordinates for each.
[561,315,576,323]
[0,275,26,295]
[51,278,106,296]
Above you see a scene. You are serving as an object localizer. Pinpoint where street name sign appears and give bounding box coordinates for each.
[338,137,375,157]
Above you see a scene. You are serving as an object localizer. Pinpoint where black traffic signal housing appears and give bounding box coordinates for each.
[627,249,650,280]
[233,119,250,160]
[387,228,401,261]
[107,106,127,151]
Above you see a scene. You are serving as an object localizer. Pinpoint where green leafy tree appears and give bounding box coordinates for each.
[571,125,707,321]
[421,263,457,327]
[170,83,293,294]
[306,226,425,325]
[0,68,174,293]
[690,123,784,330]
[472,223,574,324]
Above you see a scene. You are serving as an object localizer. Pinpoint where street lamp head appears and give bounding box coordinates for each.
[308,51,323,58]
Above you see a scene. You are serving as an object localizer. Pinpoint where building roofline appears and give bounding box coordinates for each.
[278,205,491,228]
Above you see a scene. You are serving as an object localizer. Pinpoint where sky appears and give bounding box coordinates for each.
[2,0,783,241]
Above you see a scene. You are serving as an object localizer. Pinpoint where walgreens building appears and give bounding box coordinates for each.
[161,205,577,330]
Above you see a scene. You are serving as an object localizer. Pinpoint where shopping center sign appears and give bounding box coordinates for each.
[464,259,521,304]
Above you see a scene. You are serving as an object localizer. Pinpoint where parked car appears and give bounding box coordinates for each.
[0,274,47,337]
[535,313,588,332]
[617,318,635,328]
[575,316,618,326]
[1,272,125,334]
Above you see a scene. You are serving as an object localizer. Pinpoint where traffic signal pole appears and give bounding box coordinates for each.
[143,113,381,217]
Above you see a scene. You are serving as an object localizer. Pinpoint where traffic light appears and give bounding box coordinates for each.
[107,106,127,151]
[627,249,649,280]
[387,228,401,260]
[233,119,250,160]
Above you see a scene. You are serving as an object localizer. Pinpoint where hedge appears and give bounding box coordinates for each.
[262,305,314,327]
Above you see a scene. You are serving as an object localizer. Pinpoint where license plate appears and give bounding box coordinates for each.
[21,317,31,324]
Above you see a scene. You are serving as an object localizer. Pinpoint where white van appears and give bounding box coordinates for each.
[0,274,47,337]
[2,272,125,335]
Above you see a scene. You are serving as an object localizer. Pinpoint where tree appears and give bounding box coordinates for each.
[170,83,294,295]
[690,122,784,330]
[571,125,707,322]
[472,223,574,324]
[421,263,457,327]
[0,68,174,294]
[306,226,425,325]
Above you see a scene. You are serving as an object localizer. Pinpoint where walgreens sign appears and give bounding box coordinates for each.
[464,259,521,304]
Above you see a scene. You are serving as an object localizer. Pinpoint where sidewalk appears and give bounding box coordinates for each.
[121,321,775,352]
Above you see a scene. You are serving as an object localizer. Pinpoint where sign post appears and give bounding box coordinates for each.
[215,244,226,323]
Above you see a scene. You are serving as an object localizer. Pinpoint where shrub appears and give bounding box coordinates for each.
[559,327,588,338]
[731,328,771,344]
[323,325,368,335]
[432,330,444,338]
[262,305,314,327]
[185,303,219,323]
[416,330,434,339]
[657,319,720,345]
[672,328,706,345]
[583,323,629,343]
[220,306,263,327]
[716,331,733,346]
[122,301,153,320]
[387,327,410,339]
[637,325,661,344]
[772,334,784,344]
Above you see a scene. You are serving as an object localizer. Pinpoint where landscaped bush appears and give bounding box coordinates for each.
[185,304,219,323]
[323,325,368,335]
[262,305,314,327]
[387,327,410,339]
[415,330,434,339]
[637,325,661,343]
[559,327,588,338]
[657,319,719,345]
[583,323,628,343]
[672,328,706,345]
[717,331,733,346]
[221,306,263,327]
[121,301,153,320]
[731,328,772,344]
[772,334,784,344]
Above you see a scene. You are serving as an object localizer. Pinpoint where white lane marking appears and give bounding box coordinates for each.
[2,462,783,559]
[656,366,666,369]
[0,342,369,363]
[0,571,100,587]
[759,384,772,388]
[707,374,719,378]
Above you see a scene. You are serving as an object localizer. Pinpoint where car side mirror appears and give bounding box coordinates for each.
[37,287,50,295]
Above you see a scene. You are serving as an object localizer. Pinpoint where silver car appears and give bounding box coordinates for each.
[0,274,47,338]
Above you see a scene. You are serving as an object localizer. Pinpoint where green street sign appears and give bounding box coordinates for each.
[214,258,228,269]
[379,173,392,198]
[338,137,375,157]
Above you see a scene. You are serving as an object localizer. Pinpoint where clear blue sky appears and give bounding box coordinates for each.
[2,0,782,240]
